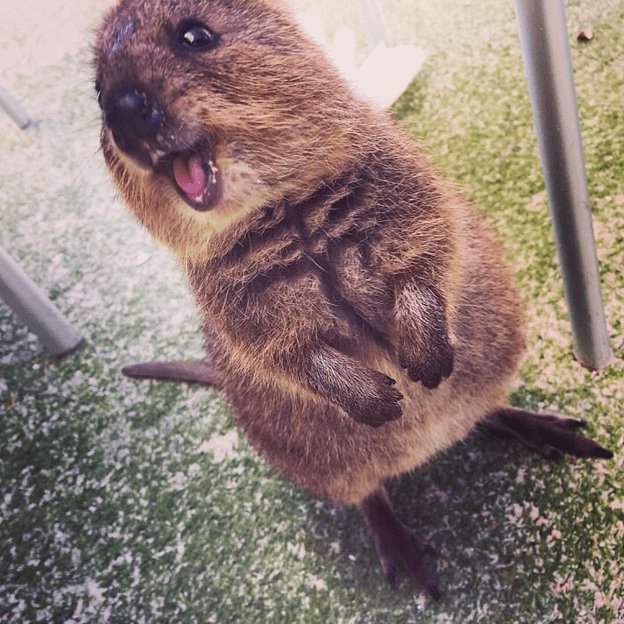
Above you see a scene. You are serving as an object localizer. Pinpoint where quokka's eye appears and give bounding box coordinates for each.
[176,19,219,51]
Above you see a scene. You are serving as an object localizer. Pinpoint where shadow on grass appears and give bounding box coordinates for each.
[300,412,609,621]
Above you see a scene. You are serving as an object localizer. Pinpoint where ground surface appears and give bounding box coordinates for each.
[1,0,623,622]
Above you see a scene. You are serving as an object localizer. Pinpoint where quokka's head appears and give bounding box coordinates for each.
[94,0,365,260]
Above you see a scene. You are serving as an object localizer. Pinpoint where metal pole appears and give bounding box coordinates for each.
[0,246,84,357]
[0,85,33,129]
[513,0,613,369]
[359,0,393,47]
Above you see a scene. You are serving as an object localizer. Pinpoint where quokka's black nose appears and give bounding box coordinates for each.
[103,85,165,165]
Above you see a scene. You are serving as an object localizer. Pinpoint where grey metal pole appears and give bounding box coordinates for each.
[359,0,393,47]
[0,246,84,356]
[0,85,33,129]
[513,0,613,369]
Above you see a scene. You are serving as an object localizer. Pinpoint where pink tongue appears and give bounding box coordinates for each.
[173,154,206,201]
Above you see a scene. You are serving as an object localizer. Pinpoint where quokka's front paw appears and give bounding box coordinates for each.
[307,346,404,427]
[345,371,404,427]
[399,332,454,390]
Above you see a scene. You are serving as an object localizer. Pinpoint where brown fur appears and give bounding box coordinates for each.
[94,0,611,596]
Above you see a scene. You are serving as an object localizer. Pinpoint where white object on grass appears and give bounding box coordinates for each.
[297,11,427,109]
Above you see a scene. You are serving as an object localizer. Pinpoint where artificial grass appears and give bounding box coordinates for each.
[1,1,623,622]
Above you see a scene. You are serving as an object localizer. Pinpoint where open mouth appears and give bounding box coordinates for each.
[170,151,221,212]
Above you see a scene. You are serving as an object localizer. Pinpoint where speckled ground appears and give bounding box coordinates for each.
[1,1,623,623]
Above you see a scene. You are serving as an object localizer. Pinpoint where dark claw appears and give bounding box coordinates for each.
[350,372,403,427]
[402,344,454,390]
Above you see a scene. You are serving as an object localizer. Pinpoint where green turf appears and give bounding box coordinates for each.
[1,1,623,622]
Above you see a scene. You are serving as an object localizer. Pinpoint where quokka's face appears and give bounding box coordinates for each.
[94,0,360,259]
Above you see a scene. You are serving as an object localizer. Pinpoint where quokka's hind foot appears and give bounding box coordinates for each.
[360,488,441,601]
[483,407,613,461]
[122,360,222,388]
